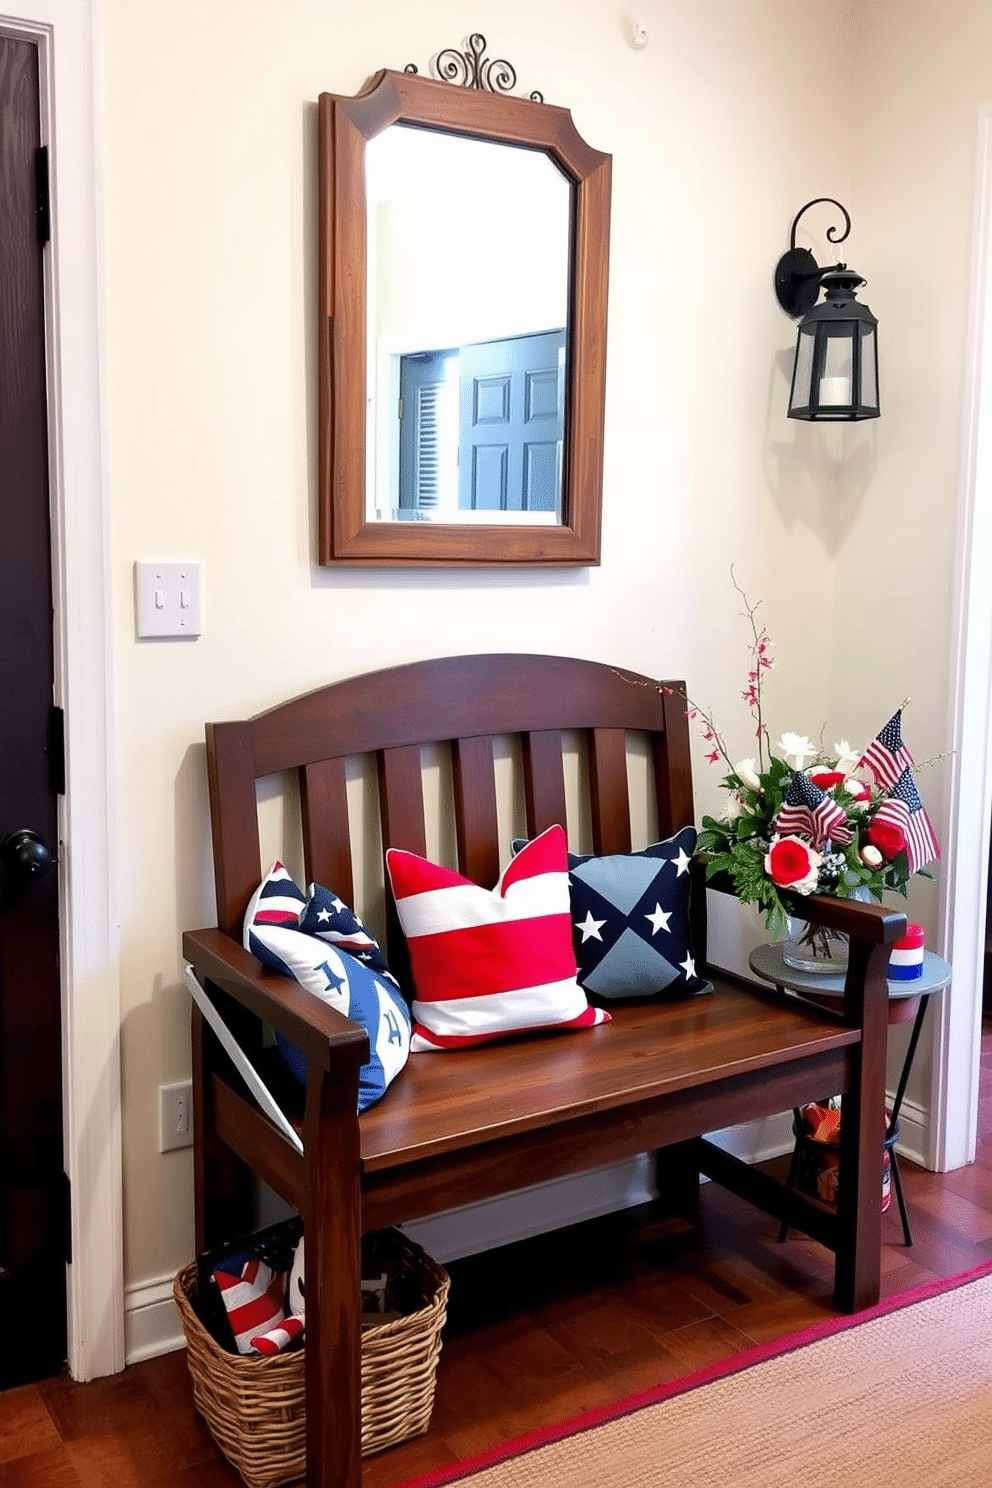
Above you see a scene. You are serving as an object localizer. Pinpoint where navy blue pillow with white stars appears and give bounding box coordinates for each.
[243,862,410,1111]
[514,826,711,1003]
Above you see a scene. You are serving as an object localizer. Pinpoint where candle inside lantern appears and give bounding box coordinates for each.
[818,375,851,406]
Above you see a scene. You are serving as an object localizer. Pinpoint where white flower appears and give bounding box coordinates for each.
[733,758,762,791]
[844,776,871,804]
[860,844,883,869]
[720,795,744,822]
[776,732,817,769]
[833,740,862,774]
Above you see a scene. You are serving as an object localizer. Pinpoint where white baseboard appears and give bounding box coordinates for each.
[401,1154,657,1263]
[124,1276,185,1365]
[708,1110,795,1165]
[893,1094,927,1168]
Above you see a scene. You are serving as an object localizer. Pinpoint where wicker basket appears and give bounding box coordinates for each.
[174,1230,449,1488]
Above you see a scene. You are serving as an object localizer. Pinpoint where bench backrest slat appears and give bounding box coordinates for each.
[301,756,353,906]
[522,729,567,838]
[654,687,695,839]
[588,727,632,855]
[207,720,263,939]
[452,734,501,890]
[377,744,428,858]
[377,744,428,980]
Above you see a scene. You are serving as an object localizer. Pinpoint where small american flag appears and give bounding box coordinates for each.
[774,772,852,849]
[871,769,940,875]
[859,711,915,790]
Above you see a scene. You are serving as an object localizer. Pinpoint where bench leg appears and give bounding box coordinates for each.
[191,1003,253,1251]
[303,1069,363,1488]
[834,940,889,1312]
[656,1140,702,1230]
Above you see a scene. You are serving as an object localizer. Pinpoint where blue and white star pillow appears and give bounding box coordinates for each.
[300,882,400,989]
[515,827,711,1003]
[244,863,410,1111]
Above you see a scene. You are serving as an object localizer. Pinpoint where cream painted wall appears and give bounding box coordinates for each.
[98,0,909,1291]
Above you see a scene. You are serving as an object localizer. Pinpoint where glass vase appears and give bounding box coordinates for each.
[781,919,850,974]
[780,886,872,975]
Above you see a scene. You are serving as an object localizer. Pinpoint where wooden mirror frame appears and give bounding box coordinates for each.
[318,70,612,566]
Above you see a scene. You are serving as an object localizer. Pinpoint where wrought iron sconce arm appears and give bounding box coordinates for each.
[775,197,853,318]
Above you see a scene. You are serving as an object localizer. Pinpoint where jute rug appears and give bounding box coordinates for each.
[403,1261,992,1488]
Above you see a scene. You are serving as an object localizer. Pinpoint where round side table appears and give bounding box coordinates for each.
[748,943,951,1247]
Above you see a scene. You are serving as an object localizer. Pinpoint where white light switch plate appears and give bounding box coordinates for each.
[135,560,202,638]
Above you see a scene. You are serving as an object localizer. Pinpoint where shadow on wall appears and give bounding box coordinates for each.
[176,742,217,938]
[764,347,878,555]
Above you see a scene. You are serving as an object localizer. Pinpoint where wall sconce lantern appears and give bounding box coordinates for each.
[775,197,879,422]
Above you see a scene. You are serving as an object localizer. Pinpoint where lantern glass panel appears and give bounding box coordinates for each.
[790,326,815,415]
[861,327,878,410]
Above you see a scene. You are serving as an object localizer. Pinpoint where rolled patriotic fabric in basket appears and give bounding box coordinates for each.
[888,923,925,981]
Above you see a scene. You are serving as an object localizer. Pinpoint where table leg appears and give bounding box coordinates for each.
[888,1138,913,1247]
[882,993,930,1247]
[887,995,929,1140]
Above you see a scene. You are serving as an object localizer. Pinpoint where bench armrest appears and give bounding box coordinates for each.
[182,926,370,1075]
[789,892,907,945]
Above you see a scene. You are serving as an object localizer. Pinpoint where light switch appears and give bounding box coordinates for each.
[135,561,202,638]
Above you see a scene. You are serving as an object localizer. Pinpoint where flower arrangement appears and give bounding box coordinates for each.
[686,578,940,944]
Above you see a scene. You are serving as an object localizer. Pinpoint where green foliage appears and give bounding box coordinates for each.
[693,747,930,929]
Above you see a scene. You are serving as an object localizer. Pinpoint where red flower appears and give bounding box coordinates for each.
[765,837,820,891]
[867,819,906,860]
[808,769,846,791]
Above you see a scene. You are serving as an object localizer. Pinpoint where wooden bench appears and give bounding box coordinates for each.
[182,652,906,1488]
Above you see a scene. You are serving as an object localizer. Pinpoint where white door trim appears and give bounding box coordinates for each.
[931,104,992,1172]
[0,0,124,1379]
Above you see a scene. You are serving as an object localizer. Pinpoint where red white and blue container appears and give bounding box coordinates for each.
[888,924,925,981]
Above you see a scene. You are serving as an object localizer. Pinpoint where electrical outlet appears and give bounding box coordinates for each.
[159,1080,193,1152]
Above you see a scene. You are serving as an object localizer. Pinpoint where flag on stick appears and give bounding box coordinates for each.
[870,768,940,875]
[859,710,915,789]
[774,772,853,850]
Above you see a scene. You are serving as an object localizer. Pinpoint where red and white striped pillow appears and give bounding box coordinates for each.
[386,824,610,1051]
[212,1258,287,1355]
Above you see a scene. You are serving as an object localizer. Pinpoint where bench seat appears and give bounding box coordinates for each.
[357,980,857,1169]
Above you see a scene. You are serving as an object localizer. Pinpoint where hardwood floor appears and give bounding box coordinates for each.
[4,1021,991,1488]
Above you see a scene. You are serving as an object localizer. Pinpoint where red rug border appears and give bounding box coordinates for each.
[395,1258,992,1488]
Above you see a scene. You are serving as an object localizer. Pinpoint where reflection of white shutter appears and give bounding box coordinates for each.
[414,383,442,509]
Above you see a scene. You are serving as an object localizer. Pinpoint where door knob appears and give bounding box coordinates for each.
[0,828,54,888]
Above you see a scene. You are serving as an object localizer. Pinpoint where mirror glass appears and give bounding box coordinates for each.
[365,126,573,525]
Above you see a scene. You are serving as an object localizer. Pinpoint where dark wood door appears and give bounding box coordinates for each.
[0,34,67,1386]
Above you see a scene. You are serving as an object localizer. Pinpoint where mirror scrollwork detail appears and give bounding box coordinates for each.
[404,32,544,102]
[318,38,612,566]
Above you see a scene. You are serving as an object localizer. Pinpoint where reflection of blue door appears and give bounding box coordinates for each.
[459,330,565,512]
[398,329,565,514]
